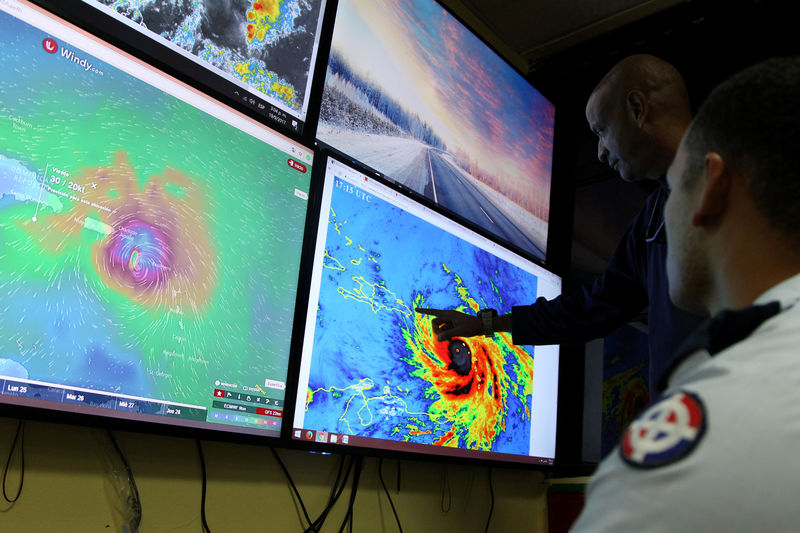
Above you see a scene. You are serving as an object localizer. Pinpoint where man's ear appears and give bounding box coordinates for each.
[692,152,731,227]
[626,90,648,128]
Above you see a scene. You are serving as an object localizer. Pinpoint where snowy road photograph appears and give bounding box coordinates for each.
[317,0,555,260]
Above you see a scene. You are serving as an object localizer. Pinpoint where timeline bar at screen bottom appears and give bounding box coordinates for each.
[0,377,206,422]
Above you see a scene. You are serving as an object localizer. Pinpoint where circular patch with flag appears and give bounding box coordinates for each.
[620,390,706,468]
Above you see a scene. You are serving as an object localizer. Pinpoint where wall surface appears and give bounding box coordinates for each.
[0,417,550,532]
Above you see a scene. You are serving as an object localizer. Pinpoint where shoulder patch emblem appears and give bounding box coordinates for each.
[620,390,706,468]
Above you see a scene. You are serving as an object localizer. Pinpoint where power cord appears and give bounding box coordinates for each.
[484,467,494,533]
[2,419,24,504]
[271,449,362,533]
[106,429,142,532]
[196,440,212,533]
[271,447,318,532]
[304,454,355,533]
[378,457,403,532]
[440,464,451,513]
[337,455,362,533]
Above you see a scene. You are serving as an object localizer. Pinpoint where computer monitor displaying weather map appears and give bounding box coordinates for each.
[38,0,329,136]
[316,0,555,262]
[0,0,314,439]
[291,155,561,464]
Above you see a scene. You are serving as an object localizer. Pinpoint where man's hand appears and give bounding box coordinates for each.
[416,308,483,341]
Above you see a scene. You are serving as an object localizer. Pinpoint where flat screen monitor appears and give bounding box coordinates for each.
[0,0,314,439]
[316,0,555,262]
[37,0,330,137]
[290,154,561,465]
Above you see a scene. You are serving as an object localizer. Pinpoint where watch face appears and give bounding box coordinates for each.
[480,309,495,336]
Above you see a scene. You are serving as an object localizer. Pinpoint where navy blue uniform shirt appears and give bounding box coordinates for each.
[511,181,704,392]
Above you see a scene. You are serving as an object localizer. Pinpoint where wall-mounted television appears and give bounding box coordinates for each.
[33,0,330,137]
[0,0,314,439]
[315,0,555,262]
[288,153,561,465]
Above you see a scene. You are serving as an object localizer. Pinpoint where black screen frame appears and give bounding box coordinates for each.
[310,0,560,269]
[281,149,565,469]
[0,0,319,448]
[0,0,587,473]
[29,0,340,145]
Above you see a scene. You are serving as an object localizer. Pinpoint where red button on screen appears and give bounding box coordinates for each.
[288,159,307,173]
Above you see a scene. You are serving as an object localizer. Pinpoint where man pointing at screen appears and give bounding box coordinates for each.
[418,54,703,393]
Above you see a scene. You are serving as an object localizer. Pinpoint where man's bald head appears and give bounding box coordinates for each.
[594,54,691,115]
[586,54,692,182]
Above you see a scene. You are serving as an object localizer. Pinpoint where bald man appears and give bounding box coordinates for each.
[418,55,703,393]
[571,56,800,532]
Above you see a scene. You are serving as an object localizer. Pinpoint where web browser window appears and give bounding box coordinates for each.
[0,0,313,437]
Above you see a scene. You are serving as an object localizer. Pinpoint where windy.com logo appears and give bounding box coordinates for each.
[42,38,104,76]
[42,38,57,53]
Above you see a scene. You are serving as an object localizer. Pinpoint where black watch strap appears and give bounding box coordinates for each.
[478,308,497,337]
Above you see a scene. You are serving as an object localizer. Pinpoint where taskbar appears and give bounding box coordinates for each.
[290,427,555,466]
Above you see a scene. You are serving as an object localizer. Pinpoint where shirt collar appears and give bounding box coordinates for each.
[658,270,800,392]
[753,271,800,308]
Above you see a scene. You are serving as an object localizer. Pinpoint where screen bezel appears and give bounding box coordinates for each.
[310,0,557,267]
[0,0,318,445]
[1,0,582,469]
[29,0,339,144]
[281,149,563,468]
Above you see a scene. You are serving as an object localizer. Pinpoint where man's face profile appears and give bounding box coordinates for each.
[586,85,646,183]
[664,134,707,314]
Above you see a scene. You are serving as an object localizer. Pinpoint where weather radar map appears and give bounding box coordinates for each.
[87,0,325,114]
[301,171,544,456]
[0,7,311,432]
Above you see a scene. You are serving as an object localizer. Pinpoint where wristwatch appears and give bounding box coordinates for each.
[477,308,498,337]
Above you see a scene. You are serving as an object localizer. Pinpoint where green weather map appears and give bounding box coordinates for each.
[0,11,310,427]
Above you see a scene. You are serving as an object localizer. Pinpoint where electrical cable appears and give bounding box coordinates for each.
[271,447,318,533]
[440,464,451,513]
[337,456,362,533]
[1,419,24,504]
[196,440,212,533]
[484,467,494,533]
[378,458,403,533]
[106,429,142,531]
[396,459,401,493]
[305,454,354,533]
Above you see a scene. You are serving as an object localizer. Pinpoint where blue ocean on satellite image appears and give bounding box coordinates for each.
[304,177,541,454]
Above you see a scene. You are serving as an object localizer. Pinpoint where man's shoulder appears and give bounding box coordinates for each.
[572,280,800,532]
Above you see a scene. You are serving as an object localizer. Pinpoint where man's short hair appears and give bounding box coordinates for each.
[684,57,800,242]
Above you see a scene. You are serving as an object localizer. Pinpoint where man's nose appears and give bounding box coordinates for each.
[597,139,609,162]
